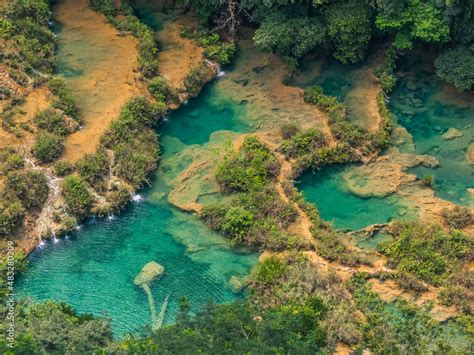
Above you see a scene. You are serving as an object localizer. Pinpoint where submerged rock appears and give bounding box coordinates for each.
[228,275,246,294]
[442,127,463,140]
[466,144,474,165]
[133,262,165,286]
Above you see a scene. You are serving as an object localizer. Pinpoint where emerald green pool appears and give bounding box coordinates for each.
[297,166,410,231]
[16,82,257,336]
[389,54,474,205]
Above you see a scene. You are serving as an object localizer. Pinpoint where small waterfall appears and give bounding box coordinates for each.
[217,70,225,77]
[107,213,115,221]
[132,193,143,202]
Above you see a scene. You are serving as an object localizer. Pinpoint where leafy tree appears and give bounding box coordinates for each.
[375,0,450,49]
[76,149,110,189]
[435,45,474,91]
[254,12,326,59]
[325,0,372,63]
[0,198,24,236]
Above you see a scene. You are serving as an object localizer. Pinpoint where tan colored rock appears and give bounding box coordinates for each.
[442,127,463,140]
[466,143,474,165]
[133,262,165,286]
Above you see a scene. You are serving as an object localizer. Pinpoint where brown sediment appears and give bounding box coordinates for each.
[155,15,205,94]
[55,0,144,162]
[345,62,383,133]
[0,87,50,150]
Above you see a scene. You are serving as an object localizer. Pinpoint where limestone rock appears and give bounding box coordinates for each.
[134,262,165,286]
[466,144,474,165]
[228,275,246,294]
[442,127,463,140]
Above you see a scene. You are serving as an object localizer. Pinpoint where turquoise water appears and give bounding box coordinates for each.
[389,54,474,205]
[16,81,257,336]
[298,166,410,231]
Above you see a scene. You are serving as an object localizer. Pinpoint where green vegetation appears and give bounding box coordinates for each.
[254,12,326,60]
[184,63,213,97]
[0,301,112,354]
[90,0,158,78]
[348,273,470,353]
[53,160,74,177]
[33,108,69,136]
[1,0,55,74]
[32,131,64,164]
[442,206,473,229]
[197,30,236,66]
[0,198,24,236]
[325,0,372,64]
[379,222,472,286]
[216,137,280,192]
[5,170,49,210]
[435,45,474,91]
[0,150,50,237]
[62,175,93,219]
[147,76,171,102]
[48,77,81,121]
[102,96,164,187]
[280,128,327,159]
[76,149,109,191]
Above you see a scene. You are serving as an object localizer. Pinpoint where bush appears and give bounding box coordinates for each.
[442,206,472,229]
[62,175,93,219]
[53,160,74,177]
[280,123,299,140]
[48,77,81,121]
[198,31,236,65]
[32,131,64,164]
[379,222,473,286]
[280,129,327,158]
[0,198,24,236]
[435,45,474,91]
[216,137,280,192]
[76,149,109,189]
[106,185,131,212]
[34,108,68,135]
[251,256,288,288]
[6,170,49,209]
[0,148,24,174]
[184,63,212,97]
[147,76,170,102]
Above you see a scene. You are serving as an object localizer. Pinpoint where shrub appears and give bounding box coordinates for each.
[216,137,280,192]
[379,222,473,286]
[421,174,433,187]
[53,160,74,177]
[184,64,212,97]
[0,148,24,174]
[48,77,80,121]
[76,149,109,189]
[435,45,474,91]
[442,206,472,229]
[32,131,64,164]
[280,129,327,158]
[222,206,254,242]
[6,170,49,209]
[62,175,93,219]
[148,76,170,102]
[198,31,236,65]
[200,203,227,230]
[106,185,131,212]
[34,108,68,135]
[251,256,288,288]
[0,198,24,236]
[280,123,299,140]
[113,130,159,187]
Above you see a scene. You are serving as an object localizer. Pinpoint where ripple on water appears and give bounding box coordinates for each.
[17,79,257,337]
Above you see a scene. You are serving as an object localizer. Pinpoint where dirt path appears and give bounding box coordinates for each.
[55,0,143,162]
